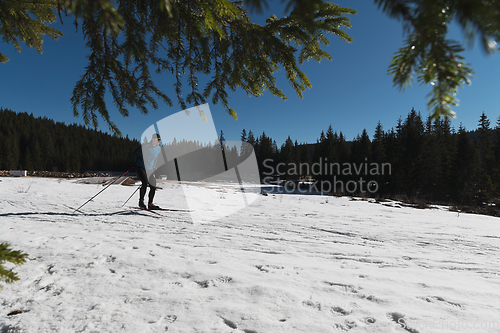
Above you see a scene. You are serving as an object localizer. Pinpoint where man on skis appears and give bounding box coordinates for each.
[129,133,162,210]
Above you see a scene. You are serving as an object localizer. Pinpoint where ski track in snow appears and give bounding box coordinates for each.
[1,177,500,332]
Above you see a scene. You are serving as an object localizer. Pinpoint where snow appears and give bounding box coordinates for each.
[1,177,500,333]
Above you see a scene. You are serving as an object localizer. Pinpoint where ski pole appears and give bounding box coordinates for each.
[122,185,141,207]
[74,170,129,213]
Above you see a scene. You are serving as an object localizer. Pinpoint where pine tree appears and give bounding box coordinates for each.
[240,129,247,143]
[372,121,387,194]
[279,136,296,179]
[239,129,250,157]
[257,132,275,177]
[352,128,371,163]
[437,117,456,200]
[324,125,335,157]
[336,132,351,188]
[383,127,400,196]
[477,112,495,201]
[372,121,385,164]
[9,135,20,170]
[299,143,312,178]
[246,130,255,146]
[420,115,442,200]
[0,242,28,290]
[0,131,6,169]
[245,130,257,159]
[453,124,481,204]
[315,131,327,162]
[399,108,425,197]
[495,116,500,188]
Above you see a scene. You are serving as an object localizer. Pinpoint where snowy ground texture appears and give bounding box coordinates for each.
[1,177,500,333]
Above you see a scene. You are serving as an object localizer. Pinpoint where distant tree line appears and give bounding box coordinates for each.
[0,108,139,172]
[2,107,499,205]
[242,108,500,205]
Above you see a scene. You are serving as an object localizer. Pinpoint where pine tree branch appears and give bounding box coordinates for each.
[0,242,28,288]
[382,0,474,119]
[2,0,355,134]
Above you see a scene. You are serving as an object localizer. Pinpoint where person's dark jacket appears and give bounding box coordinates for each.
[130,142,160,170]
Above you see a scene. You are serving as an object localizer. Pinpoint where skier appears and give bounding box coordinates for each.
[129,133,162,210]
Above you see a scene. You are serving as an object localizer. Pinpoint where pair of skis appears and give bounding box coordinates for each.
[128,206,192,217]
[72,177,193,216]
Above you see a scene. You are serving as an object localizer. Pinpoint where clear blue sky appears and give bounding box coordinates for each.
[1,1,499,147]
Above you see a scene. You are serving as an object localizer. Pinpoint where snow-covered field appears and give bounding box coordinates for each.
[1,177,500,333]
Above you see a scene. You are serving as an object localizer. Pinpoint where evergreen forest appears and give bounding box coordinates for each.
[0,108,139,173]
[1,107,499,206]
[241,108,500,206]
